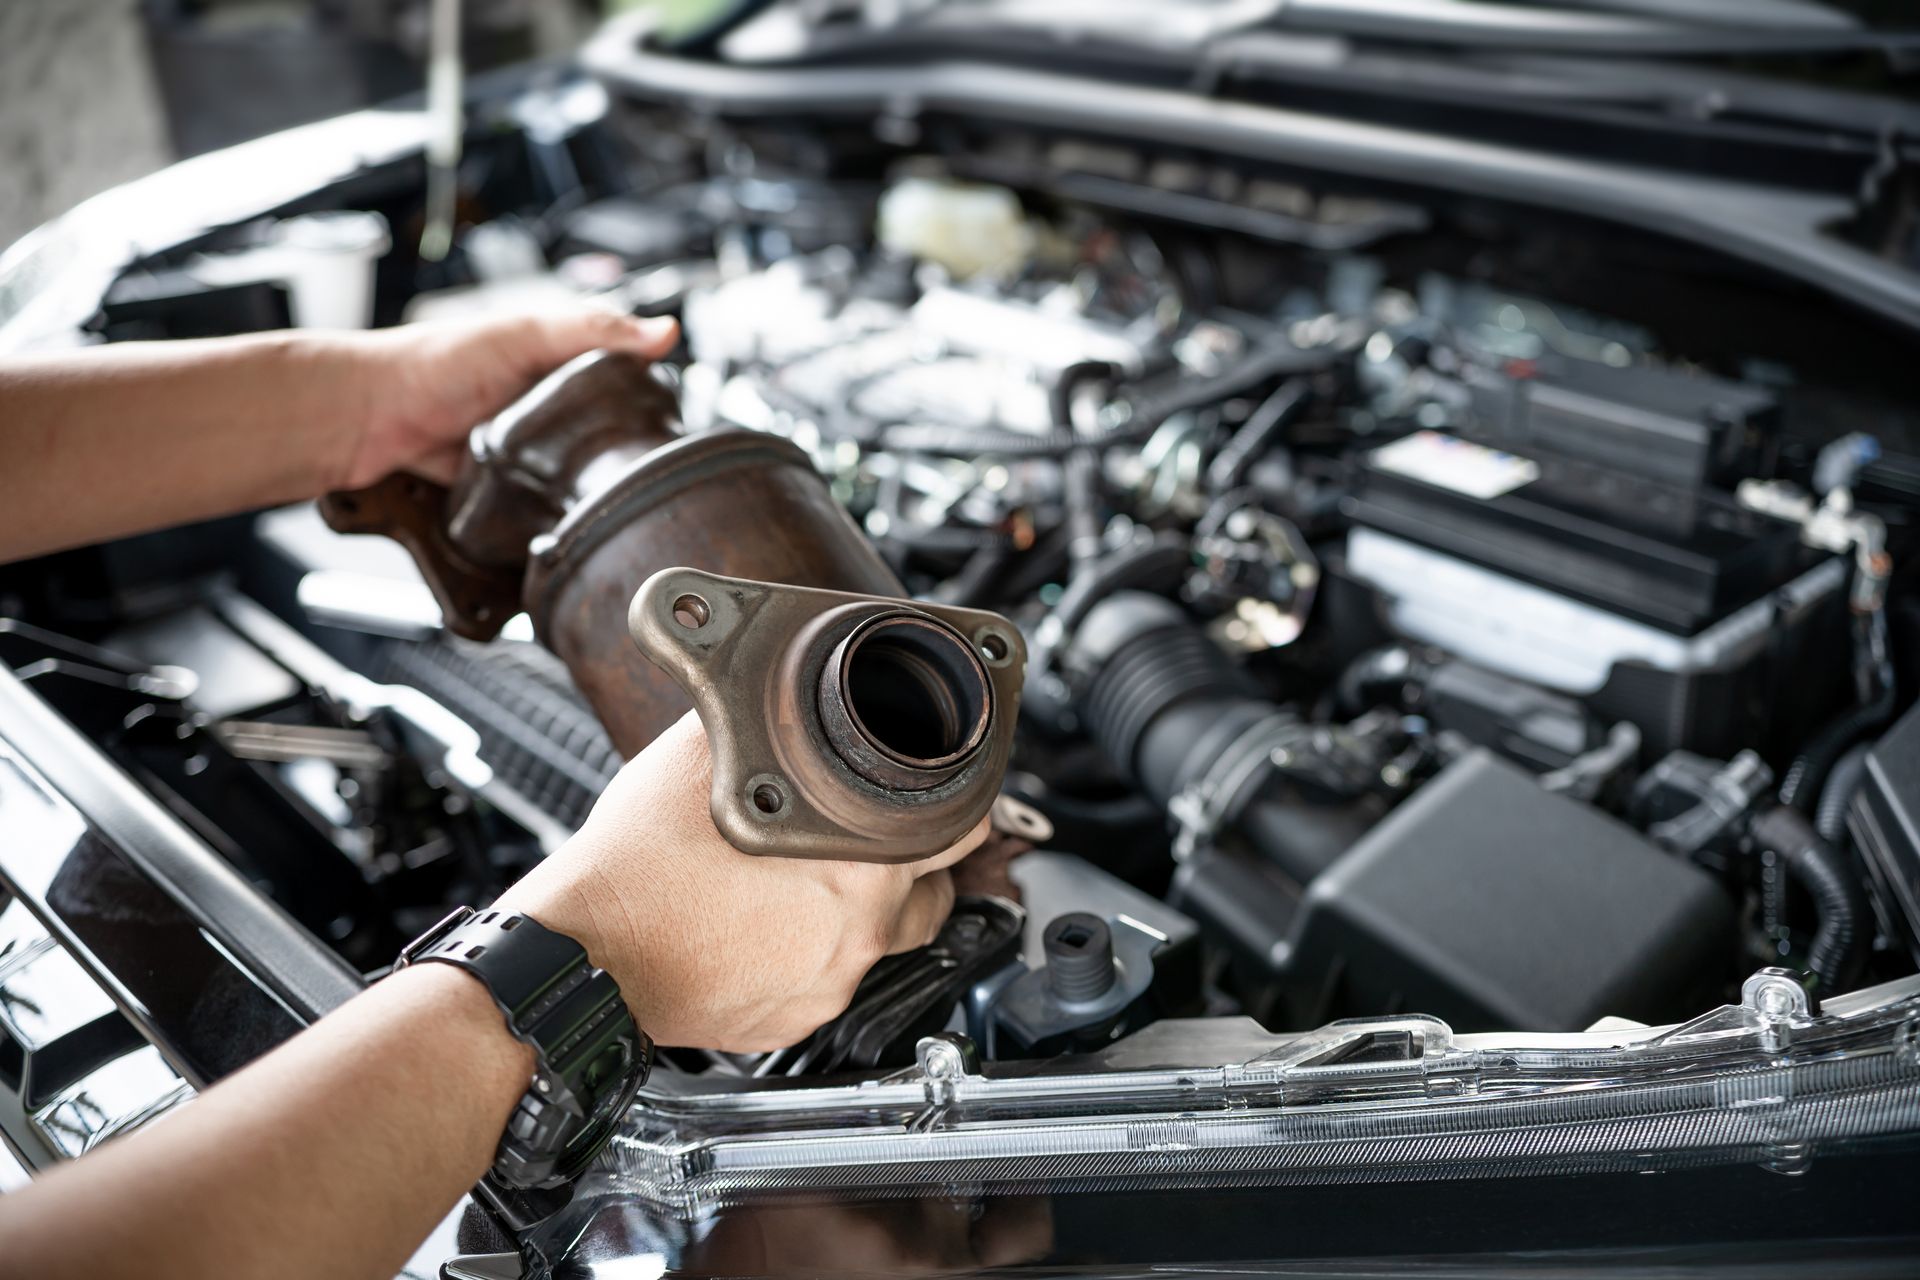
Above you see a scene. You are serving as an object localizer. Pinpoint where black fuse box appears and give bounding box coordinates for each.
[1350,447,1809,636]
[1461,359,1775,500]
[1287,749,1737,1032]
[1349,358,1809,636]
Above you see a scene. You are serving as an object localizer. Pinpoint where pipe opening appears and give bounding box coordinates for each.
[845,619,990,765]
[821,614,992,788]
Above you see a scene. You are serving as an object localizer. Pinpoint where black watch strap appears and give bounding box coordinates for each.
[398,907,652,1190]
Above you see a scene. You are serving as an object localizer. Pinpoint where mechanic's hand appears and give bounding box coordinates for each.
[334,305,680,491]
[493,711,984,1052]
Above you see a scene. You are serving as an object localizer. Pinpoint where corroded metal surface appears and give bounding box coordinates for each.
[321,349,1026,861]
[322,351,901,754]
[525,429,898,756]
[317,470,522,641]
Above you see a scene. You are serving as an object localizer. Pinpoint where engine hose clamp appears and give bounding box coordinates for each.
[1168,712,1301,863]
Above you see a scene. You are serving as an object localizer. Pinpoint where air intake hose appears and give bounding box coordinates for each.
[1066,592,1376,883]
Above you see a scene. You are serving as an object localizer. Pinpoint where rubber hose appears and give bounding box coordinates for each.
[1748,805,1871,993]
[930,542,1015,608]
[992,526,1074,602]
[1071,592,1376,883]
[886,525,1015,554]
[878,339,1344,458]
[1814,742,1872,845]
[1208,378,1309,494]
[1047,360,1123,436]
[1049,536,1192,646]
[1053,363,1120,577]
[1334,645,1433,718]
[1123,342,1335,434]
[1780,611,1895,813]
[1779,686,1893,812]
[1077,596,1260,791]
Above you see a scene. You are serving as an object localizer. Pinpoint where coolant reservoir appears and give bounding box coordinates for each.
[877,178,1032,280]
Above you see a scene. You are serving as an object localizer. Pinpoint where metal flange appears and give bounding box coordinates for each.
[629,568,1026,862]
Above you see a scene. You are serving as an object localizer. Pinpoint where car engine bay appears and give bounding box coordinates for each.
[6,70,1920,1119]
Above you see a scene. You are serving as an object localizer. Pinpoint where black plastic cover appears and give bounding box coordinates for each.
[1461,359,1773,496]
[1423,660,1595,771]
[1289,749,1735,1032]
[1849,699,1920,964]
[1348,465,1805,635]
[1352,362,1800,635]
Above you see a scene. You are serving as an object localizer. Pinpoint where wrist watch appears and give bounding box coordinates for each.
[396,906,653,1191]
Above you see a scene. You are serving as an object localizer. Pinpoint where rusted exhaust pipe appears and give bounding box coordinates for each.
[322,351,902,754]
[321,351,1023,860]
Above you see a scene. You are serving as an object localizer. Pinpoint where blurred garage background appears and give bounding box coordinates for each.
[0,0,619,249]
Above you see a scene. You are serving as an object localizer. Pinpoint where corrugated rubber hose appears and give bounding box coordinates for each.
[1748,804,1871,994]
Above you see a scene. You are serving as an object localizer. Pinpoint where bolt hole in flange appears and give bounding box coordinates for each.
[746,774,788,817]
[822,614,993,790]
[978,630,1011,664]
[672,593,711,630]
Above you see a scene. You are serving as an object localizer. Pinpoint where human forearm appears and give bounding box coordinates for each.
[0,711,975,1278]
[0,307,681,566]
[0,333,370,562]
[0,963,530,1280]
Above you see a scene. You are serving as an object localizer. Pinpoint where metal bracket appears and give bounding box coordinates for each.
[1168,712,1298,862]
[319,473,524,642]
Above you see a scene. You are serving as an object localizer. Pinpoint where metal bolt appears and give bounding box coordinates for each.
[919,1039,964,1080]
[915,1033,979,1081]
[1742,968,1814,1018]
[1740,967,1818,1049]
